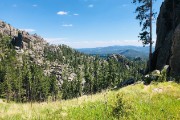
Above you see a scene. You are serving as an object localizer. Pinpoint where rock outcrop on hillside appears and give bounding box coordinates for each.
[0,20,65,86]
[150,0,180,76]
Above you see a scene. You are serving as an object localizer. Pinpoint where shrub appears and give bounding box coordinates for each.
[158,68,167,82]
[111,93,131,119]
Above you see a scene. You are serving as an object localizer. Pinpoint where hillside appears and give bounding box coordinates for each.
[77,46,155,59]
[0,20,146,102]
[0,0,180,120]
[0,82,179,120]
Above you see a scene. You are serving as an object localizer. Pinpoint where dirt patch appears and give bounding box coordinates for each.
[0,99,4,103]
[153,88,163,93]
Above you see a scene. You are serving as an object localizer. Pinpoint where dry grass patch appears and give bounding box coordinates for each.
[0,82,180,120]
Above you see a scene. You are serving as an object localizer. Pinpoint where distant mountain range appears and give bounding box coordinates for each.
[77,46,155,59]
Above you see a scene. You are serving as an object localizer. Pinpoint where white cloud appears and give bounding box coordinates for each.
[32,4,38,7]
[62,24,73,27]
[57,11,68,15]
[19,29,36,33]
[88,4,94,8]
[73,13,79,16]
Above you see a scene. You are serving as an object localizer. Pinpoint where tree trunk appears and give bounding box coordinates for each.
[149,0,153,72]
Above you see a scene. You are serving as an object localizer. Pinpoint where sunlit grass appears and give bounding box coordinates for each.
[0,82,180,120]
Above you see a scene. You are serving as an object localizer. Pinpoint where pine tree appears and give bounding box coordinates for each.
[107,58,117,87]
[49,74,58,101]
[76,69,82,97]
[93,56,99,93]
[4,65,12,103]
[133,0,156,72]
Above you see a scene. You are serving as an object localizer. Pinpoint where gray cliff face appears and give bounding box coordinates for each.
[151,0,180,76]
[170,24,180,76]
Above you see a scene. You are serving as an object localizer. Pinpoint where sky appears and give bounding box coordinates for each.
[0,0,163,48]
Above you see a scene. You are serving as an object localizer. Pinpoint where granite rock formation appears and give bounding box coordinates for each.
[0,20,71,87]
[170,24,180,76]
[150,0,180,76]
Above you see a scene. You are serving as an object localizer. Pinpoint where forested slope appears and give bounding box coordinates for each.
[0,21,145,102]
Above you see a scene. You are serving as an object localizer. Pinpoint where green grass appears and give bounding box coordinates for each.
[0,82,180,120]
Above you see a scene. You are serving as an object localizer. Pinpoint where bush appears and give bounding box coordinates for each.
[111,93,131,119]
[158,69,167,82]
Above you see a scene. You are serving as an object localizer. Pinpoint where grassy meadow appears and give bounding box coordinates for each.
[0,82,180,120]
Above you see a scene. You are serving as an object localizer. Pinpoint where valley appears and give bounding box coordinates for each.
[0,0,180,119]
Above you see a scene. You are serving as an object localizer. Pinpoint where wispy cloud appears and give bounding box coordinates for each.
[57,11,68,15]
[84,0,96,2]
[45,38,68,45]
[62,24,73,27]
[122,4,129,7]
[73,13,79,16]
[12,4,17,7]
[70,40,142,48]
[44,39,144,48]
[32,4,38,7]
[88,4,94,8]
[19,29,36,33]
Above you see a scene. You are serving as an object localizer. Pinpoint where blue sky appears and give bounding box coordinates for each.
[0,0,163,48]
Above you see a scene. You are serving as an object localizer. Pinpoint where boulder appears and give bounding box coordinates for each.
[161,65,170,74]
[151,70,161,77]
[118,78,135,87]
[144,70,161,84]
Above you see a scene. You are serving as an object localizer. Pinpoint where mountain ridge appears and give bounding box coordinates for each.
[77,45,155,59]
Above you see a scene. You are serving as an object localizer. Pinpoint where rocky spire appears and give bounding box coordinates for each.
[150,0,180,76]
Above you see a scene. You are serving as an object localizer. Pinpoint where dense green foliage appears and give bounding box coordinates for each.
[0,35,146,102]
[0,36,58,102]
[44,44,146,99]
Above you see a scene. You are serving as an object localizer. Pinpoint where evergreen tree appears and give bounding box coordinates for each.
[133,0,156,72]
[76,69,82,97]
[49,74,58,101]
[93,56,99,93]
